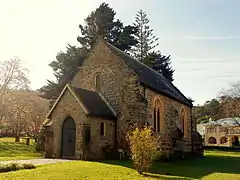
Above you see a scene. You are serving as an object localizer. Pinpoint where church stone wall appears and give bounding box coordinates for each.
[46,38,199,160]
[143,87,193,152]
[50,90,86,159]
[83,117,115,160]
[48,89,116,160]
[71,39,147,149]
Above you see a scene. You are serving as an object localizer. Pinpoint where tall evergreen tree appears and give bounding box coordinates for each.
[40,3,138,101]
[39,45,87,102]
[132,9,174,82]
[132,9,159,61]
[77,3,137,52]
[143,52,174,82]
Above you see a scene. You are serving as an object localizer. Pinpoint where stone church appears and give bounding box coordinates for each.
[43,37,202,160]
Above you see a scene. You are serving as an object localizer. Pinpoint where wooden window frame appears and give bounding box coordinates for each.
[95,73,100,91]
[100,121,105,136]
[153,99,161,133]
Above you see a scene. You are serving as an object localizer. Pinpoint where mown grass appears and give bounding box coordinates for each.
[0,150,239,180]
[0,137,43,161]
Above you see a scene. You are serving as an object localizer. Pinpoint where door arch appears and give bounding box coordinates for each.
[232,136,239,147]
[61,116,76,158]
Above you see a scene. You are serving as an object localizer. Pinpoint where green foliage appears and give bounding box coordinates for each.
[101,142,117,160]
[143,52,174,82]
[34,128,45,152]
[0,163,35,173]
[40,3,138,100]
[157,151,174,162]
[192,97,240,124]
[0,163,20,173]
[132,9,159,61]
[196,115,210,124]
[39,45,88,100]
[132,10,174,82]
[77,3,137,51]
[194,82,240,125]
[0,165,11,173]
[8,163,20,171]
[35,141,44,152]
[0,124,6,130]
[21,163,36,169]
[127,126,159,174]
[0,151,239,180]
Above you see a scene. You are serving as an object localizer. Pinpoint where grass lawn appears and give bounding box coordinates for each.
[0,150,239,180]
[0,137,43,161]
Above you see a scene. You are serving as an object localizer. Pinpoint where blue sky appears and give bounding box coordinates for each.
[0,0,239,105]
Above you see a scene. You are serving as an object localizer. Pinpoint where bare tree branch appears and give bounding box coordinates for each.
[4,90,49,142]
[217,81,240,119]
[0,57,30,123]
[218,81,240,99]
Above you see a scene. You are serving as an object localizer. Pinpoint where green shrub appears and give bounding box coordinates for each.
[157,151,174,162]
[0,165,11,173]
[127,126,160,174]
[0,163,36,173]
[21,163,36,169]
[35,141,44,152]
[8,163,20,171]
[102,142,118,160]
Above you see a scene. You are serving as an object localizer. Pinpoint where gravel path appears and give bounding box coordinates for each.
[0,159,72,165]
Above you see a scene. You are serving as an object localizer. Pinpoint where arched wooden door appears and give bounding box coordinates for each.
[61,117,76,159]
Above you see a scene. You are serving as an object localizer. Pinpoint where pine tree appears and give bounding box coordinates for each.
[77,3,137,52]
[132,9,159,61]
[143,52,174,82]
[39,45,88,102]
[132,9,174,82]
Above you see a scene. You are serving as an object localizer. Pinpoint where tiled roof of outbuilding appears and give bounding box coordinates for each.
[71,87,117,120]
[46,84,116,121]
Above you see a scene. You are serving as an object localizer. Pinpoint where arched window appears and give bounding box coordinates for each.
[220,136,227,144]
[153,108,156,130]
[208,137,217,144]
[153,99,161,132]
[95,73,100,91]
[100,122,105,136]
[84,125,91,144]
[180,109,185,136]
[232,136,239,146]
[157,109,160,132]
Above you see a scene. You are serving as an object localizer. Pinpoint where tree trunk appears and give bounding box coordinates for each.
[15,135,20,142]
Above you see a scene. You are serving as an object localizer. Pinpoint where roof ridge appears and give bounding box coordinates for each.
[71,86,117,117]
[106,42,192,106]
[71,86,96,93]
[97,92,117,116]
[70,85,116,120]
[106,42,162,76]
[46,84,89,118]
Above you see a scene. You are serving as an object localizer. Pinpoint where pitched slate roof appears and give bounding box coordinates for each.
[106,42,192,107]
[46,84,116,121]
[71,87,117,120]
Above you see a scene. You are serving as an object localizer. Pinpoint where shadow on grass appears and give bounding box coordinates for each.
[142,173,193,180]
[0,141,43,159]
[99,153,240,179]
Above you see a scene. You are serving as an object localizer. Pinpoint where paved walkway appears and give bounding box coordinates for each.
[0,159,72,165]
